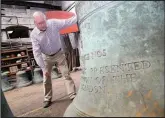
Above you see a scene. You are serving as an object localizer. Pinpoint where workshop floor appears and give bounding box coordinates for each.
[4,71,81,117]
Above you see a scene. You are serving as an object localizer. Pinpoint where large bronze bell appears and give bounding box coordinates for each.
[16,70,32,88]
[33,68,43,84]
[1,72,15,92]
[1,89,14,117]
[64,1,164,117]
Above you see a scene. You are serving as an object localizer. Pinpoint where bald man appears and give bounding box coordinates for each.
[30,11,77,108]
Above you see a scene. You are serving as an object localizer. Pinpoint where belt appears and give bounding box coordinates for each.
[48,48,61,56]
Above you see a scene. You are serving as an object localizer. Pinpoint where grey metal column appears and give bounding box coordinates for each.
[1,89,14,117]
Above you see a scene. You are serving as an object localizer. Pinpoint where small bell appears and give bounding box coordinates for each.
[33,68,43,84]
[16,70,32,88]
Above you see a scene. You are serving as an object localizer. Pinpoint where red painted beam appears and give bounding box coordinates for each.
[45,11,79,34]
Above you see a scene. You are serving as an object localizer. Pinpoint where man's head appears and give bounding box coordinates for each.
[33,11,47,31]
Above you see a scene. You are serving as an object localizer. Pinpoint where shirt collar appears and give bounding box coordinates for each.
[36,28,41,35]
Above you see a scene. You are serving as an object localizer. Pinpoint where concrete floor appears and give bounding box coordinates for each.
[4,71,81,117]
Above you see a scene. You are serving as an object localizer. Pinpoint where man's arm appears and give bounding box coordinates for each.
[31,35,46,72]
[52,13,77,30]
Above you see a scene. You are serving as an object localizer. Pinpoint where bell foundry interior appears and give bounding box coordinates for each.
[1,1,164,117]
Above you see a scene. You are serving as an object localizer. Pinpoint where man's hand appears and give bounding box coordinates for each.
[45,71,51,78]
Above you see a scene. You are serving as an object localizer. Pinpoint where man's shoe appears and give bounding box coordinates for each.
[43,101,52,108]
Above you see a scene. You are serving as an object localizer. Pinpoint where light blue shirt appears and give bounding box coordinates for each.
[30,16,77,71]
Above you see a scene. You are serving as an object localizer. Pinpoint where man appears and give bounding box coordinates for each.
[30,11,77,108]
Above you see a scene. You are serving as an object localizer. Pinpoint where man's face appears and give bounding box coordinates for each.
[34,16,47,31]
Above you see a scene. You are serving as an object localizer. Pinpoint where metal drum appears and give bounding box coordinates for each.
[64,1,164,117]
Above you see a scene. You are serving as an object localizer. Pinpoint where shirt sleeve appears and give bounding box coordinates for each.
[51,13,77,30]
[30,34,46,72]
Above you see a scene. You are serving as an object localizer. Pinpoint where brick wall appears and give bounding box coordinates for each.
[1,5,48,42]
[1,2,77,42]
